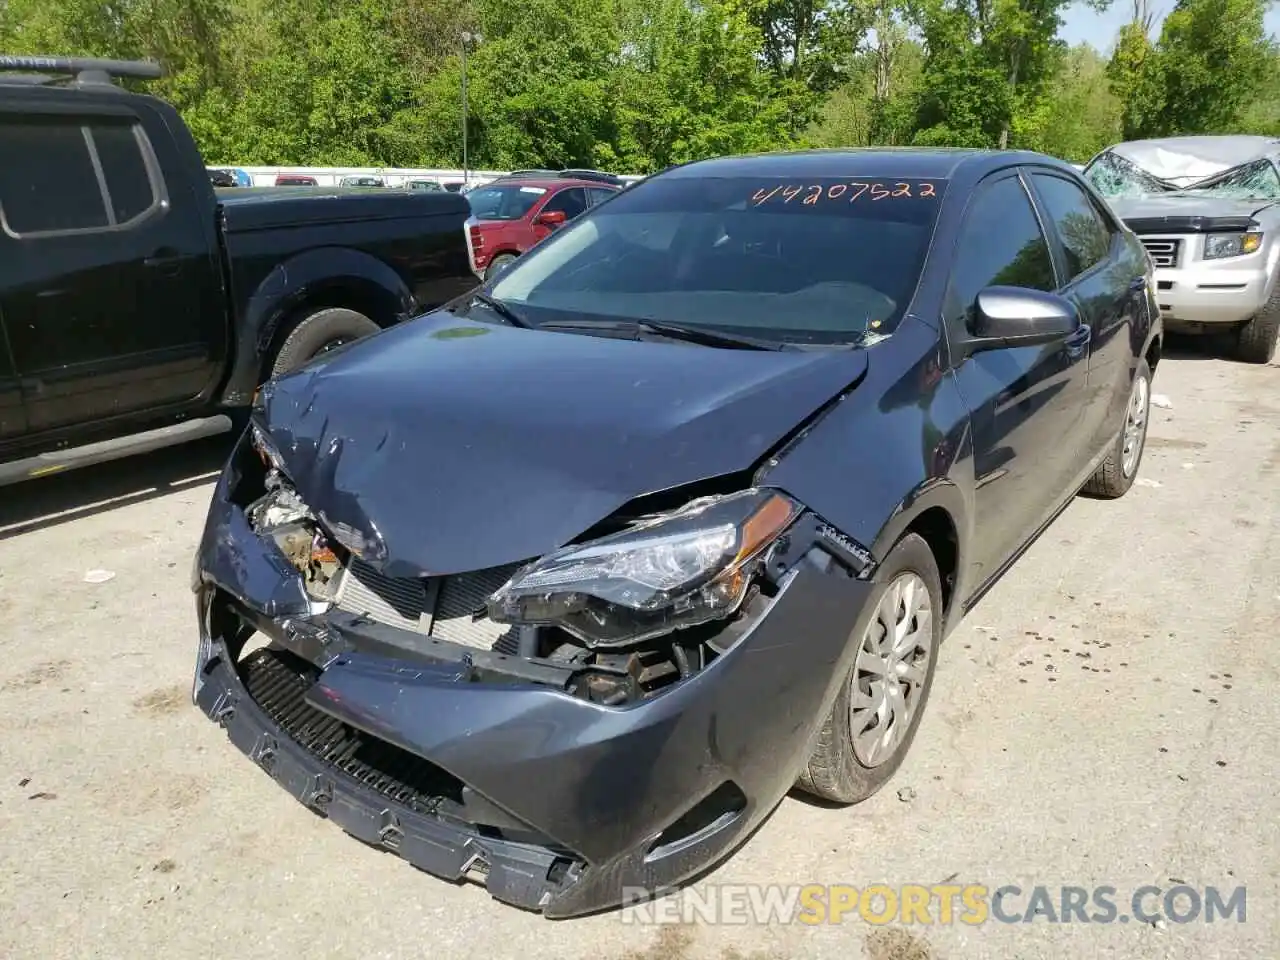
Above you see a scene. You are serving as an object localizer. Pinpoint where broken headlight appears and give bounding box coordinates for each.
[245,428,341,608]
[487,489,801,647]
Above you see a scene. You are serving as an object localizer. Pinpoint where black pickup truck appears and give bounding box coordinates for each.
[0,55,476,485]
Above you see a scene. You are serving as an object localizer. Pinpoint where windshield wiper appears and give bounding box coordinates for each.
[468,292,530,328]
[538,317,787,351]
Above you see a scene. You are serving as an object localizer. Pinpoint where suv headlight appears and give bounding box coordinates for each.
[487,489,801,647]
[1204,232,1262,260]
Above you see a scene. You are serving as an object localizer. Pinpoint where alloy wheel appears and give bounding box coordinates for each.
[850,572,934,768]
[1121,373,1150,478]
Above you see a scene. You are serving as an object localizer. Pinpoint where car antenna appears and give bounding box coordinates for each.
[0,54,163,87]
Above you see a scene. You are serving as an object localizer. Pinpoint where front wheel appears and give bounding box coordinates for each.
[1081,357,1151,499]
[797,533,943,804]
[1236,300,1280,364]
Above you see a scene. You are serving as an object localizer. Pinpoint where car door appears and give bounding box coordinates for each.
[1025,169,1136,463]
[532,187,588,244]
[943,171,1093,579]
[0,108,225,433]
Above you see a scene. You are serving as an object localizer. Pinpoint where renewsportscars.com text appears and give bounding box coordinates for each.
[620,883,1247,926]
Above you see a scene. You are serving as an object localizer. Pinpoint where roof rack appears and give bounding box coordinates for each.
[0,54,163,87]
[558,169,626,186]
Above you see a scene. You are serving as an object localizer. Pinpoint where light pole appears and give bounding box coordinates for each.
[460,31,481,186]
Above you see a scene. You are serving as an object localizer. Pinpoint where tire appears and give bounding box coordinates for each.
[1235,287,1280,364]
[269,307,381,379]
[1081,357,1151,499]
[797,533,943,804]
[484,253,517,283]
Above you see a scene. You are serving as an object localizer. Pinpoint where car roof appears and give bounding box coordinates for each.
[662,147,1069,182]
[479,177,617,190]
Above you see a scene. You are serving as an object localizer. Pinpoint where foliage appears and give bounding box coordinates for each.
[2,0,1277,170]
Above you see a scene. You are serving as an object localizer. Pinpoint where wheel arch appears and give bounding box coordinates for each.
[868,482,967,632]
[218,248,416,406]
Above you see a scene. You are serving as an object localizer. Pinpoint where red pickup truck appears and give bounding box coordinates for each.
[465,174,621,280]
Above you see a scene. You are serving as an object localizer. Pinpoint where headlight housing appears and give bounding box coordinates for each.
[1203,232,1262,260]
[487,488,801,647]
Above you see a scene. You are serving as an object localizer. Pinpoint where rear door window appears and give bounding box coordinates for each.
[587,187,617,206]
[0,118,109,235]
[90,120,160,224]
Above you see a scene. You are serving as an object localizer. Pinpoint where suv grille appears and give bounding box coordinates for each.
[1140,238,1180,268]
[241,647,465,812]
[334,558,520,650]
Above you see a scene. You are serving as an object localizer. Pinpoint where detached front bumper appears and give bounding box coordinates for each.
[192,478,872,917]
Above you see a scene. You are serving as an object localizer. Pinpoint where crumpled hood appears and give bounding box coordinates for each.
[1111,193,1277,224]
[256,312,867,577]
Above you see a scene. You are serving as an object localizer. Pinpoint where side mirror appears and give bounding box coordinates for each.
[535,209,568,228]
[971,286,1080,344]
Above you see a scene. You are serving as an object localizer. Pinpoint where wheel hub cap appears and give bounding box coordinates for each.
[1122,373,1149,478]
[850,572,934,768]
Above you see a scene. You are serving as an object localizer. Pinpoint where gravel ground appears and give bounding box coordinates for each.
[0,341,1276,960]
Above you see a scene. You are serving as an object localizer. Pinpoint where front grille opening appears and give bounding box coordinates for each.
[238,647,466,812]
[1140,238,1180,269]
[646,781,747,861]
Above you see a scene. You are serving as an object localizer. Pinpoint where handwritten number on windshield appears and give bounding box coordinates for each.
[751,180,938,207]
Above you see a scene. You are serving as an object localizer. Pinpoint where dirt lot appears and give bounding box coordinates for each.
[0,342,1276,960]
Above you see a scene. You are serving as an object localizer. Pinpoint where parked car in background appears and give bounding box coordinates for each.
[193,146,1160,918]
[0,55,477,485]
[340,176,384,188]
[275,174,318,186]
[443,181,465,193]
[464,174,621,279]
[1084,135,1280,363]
[208,167,238,187]
[406,178,444,191]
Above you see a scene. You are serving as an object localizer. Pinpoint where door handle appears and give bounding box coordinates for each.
[143,248,183,274]
[1129,275,1148,292]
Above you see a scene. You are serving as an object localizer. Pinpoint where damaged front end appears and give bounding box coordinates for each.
[192,423,875,917]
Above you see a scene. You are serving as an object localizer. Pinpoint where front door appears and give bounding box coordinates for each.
[0,107,224,432]
[943,172,1093,580]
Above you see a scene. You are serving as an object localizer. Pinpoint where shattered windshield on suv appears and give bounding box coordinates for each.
[1182,158,1280,200]
[487,174,947,345]
[1084,151,1174,199]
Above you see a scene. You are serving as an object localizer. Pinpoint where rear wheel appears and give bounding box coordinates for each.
[270,307,381,379]
[1082,357,1151,499]
[797,533,942,804]
[484,253,517,283]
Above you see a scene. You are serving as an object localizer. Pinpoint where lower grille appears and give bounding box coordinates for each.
[1140,238,1180,268]
[240,647,464,813]
[335,558,520,650]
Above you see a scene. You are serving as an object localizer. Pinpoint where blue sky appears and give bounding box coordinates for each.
[1060,1,1280,54]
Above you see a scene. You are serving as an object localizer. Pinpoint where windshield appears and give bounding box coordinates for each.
[467,184,548,220]
[1180,159,1280,200]
[486,174,946,343]
[1086,150,1280,201]
[1084,152,1173,199]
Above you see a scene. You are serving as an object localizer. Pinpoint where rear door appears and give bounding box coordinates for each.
[1025,169,1135,461]
[944,172,1092,578]
[0,105,225,432]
